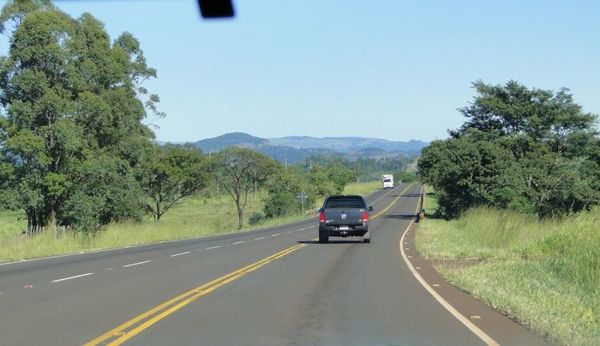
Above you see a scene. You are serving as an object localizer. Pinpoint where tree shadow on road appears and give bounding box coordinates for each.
[383,214,418,221]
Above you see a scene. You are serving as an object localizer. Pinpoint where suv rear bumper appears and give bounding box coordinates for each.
[319,224,368,237]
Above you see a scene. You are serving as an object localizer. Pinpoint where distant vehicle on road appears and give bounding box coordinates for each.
[318,195,373,243]
[382,174,394,189]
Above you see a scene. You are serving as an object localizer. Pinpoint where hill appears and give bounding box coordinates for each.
[189,132,428,163]
[269,136,428,155]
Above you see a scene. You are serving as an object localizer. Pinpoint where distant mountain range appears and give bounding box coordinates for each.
[184,132,428,163]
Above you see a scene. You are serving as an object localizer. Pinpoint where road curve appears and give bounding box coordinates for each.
[0,184,548,345]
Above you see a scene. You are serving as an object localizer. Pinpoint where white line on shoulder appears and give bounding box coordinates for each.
[399,187,499,346]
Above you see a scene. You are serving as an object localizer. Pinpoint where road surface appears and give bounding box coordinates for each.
[0,183,548,345]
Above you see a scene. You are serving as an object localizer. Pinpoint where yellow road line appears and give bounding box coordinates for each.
[84,244,304,346]
[371,183,413,220]
[398,186,500,346]
[85,184,412,346]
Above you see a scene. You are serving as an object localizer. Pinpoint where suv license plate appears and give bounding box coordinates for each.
[339,226,349,230]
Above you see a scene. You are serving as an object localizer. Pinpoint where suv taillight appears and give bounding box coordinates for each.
[362,211,369,223]
[319,211,326,223]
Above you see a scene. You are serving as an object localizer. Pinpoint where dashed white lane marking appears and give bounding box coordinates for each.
[170,251,190,257]
[123,260,151,268]
[232,241,245,245]
[254,237,265,240]
[51,272,94,283]
[272,233,280,237]
[205,246,221,250]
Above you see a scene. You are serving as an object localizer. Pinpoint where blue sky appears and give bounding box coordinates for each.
[1,0,599,142]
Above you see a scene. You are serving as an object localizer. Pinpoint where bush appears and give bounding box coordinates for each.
[264,170,313,218]
[248,212,265,225]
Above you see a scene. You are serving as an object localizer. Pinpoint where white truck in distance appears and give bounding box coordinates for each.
[382,174,394,189]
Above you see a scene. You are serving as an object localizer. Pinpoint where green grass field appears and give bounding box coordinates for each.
[342,181,382,196]
[416,193,600,345]
[0,181,382,263]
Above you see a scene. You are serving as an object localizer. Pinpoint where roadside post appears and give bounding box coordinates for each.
[297,191,308,215]
[419,187,426,221]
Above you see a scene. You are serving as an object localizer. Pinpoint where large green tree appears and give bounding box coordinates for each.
[138,145,208,221]
[419,81,599,218]
[0,2,161,231]
[210,147,279,229]
[263,167,315,218]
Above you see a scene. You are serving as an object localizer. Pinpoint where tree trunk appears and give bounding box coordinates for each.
[236,201,243,230]
[47,207,57,232]
[155,200,161,222]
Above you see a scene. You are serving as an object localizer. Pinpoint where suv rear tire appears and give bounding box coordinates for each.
[319,231,329,243]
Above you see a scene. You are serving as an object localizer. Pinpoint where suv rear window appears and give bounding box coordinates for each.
[325,197,366,209]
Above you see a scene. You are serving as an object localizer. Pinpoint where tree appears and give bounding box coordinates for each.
[0,0,53,34]
[419,133,522,218]
[210,147,279,229]
[453,80,597,156]
[308,165,337,197]
[419,81,600,218]
[138,145,208,221]
[324,163,354,193]
[263,168,315,218]
[0,3,160,231]
[0,149,17,210]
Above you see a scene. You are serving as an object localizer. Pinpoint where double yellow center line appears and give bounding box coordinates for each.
[85,184,414,345]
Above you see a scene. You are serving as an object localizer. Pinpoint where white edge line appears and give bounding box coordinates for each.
[399,187,500,346]
[170,251,190,257]
[51,272,94,283]
[122,260,151,268]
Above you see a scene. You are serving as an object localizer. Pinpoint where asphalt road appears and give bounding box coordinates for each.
[0,183,549,346]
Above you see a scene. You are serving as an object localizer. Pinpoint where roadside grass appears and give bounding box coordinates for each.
[0,181,382,263]
[342,181,381,196]
[423,185,438,217]
[0,210,26,238]
[416,194,600,345]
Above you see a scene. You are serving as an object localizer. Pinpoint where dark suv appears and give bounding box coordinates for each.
[318,195,373,243]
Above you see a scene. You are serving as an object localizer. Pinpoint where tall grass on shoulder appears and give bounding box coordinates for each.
[423,185,439,217]
[0,181,385,263]
[416,205,600,345]
[0,192,302,263]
